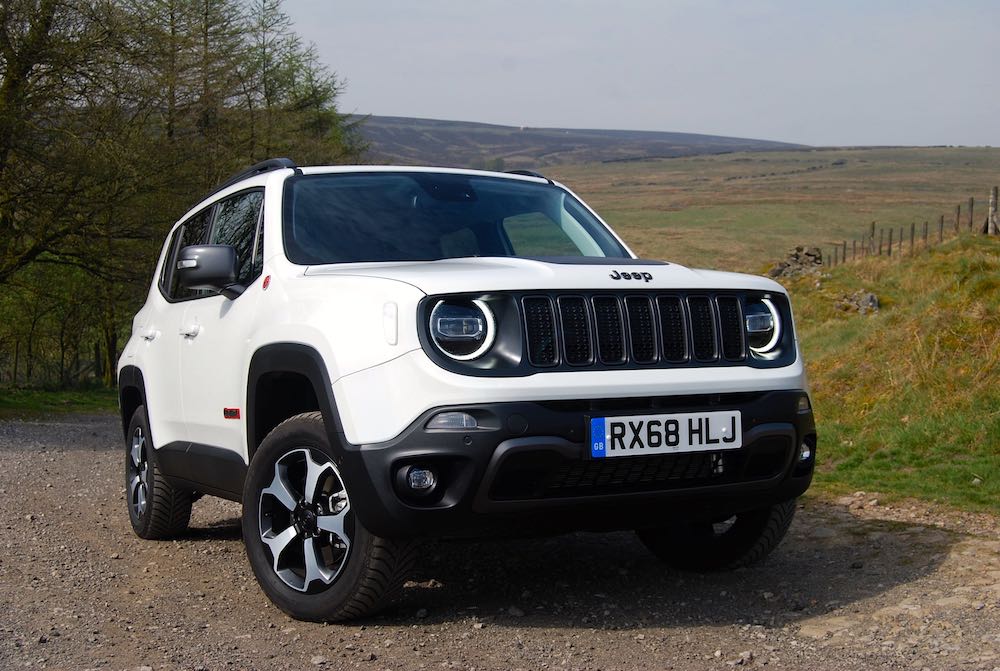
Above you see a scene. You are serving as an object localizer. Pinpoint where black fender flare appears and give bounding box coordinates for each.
[246,342,348,459]
[117,365,148,440]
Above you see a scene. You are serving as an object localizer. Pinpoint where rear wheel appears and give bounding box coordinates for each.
[242,412,416,622]
[636,499,796,571]
[125,405,192,539]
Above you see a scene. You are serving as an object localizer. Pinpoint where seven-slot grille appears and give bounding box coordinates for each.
[522,293,747,369]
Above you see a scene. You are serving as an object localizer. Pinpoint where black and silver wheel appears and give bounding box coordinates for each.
[242,412,416,621]
[636,498,796,571]
[125,405,192,539]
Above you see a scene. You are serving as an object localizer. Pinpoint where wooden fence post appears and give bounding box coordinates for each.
[989,186,999,235]
[888,228,893,257]
[968,197,974,232]
[898,227,903,256]
[879,229,884,255]
[852,239,857,260]
[870,221,876,254]
[841,240,847,264]
[938,214,944,242]
[955,204,961,234]
[923,221,928,246]
[910,222,915,254]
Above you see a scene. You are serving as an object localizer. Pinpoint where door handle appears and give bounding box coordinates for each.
[179,324,201,338]
[141,328,158,341]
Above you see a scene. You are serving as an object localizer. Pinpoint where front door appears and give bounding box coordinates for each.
[178,189,265,463]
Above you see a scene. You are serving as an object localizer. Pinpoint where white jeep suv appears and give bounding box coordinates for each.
[118,158,816,621]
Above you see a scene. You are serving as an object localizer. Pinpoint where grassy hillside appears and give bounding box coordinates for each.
[548,146,1000,273]
[787,235,1000,513]
[353,115,801,168]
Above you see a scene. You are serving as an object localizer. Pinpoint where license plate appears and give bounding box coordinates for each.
[589,410,742,458]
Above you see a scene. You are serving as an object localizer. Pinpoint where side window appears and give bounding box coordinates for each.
[210,190,264,286]
[158,228,182,293]
[166,207,213,300]
[502,212,583,257]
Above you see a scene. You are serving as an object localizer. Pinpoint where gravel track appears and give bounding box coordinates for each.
[0,414,997,671]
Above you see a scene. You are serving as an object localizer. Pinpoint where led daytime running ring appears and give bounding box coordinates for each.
[749,297,782,354]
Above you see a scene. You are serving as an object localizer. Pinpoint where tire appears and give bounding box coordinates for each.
[636,498,797,571]
[125,405,192,539]
[242,411,417,622]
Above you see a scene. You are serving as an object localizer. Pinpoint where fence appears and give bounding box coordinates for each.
[826,186,1000,267]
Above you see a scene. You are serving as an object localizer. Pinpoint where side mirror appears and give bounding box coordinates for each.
[176,245,245,299]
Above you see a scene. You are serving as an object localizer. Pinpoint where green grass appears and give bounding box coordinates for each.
[0,387,119,420]
[788,236,1000,513]
[549,146,1000,272]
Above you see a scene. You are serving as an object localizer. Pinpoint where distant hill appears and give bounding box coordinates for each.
[350,115,805,169]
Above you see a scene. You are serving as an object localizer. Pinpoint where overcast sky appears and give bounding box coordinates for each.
[285,1,998,147]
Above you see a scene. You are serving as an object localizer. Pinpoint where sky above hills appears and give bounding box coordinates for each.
[286,1,998,147]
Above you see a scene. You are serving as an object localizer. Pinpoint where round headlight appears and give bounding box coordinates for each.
[745,298,781,354]
[429,299,496,360]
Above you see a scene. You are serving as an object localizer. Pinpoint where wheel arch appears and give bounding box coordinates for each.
[246,343,347,460]
[118,365,147,440]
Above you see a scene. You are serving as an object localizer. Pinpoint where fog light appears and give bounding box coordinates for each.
[798,442,812,461]
[406,466,436,491]
[426,411,478,430]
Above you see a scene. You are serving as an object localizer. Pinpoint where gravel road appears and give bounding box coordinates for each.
[1,414,997,671]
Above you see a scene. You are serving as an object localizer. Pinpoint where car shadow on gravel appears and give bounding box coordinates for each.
[183,516,243,541]
[376,502,956,629]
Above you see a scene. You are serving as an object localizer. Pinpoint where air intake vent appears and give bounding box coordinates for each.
[625,296,656,364]
[656,296,687,362]
[716,296,745,360]
[522,296,557,366]
[558,296,592,365]
[687,296,718,361]
[592,296,626,364]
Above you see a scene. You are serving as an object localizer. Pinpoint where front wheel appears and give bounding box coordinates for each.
[636,498,797,571]
[242,412,416,622]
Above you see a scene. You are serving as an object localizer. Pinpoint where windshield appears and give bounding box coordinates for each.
[282,172,630,264]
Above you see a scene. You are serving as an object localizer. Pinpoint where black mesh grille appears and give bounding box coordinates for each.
[716,296,745,360]
[558,296,592,365]
[592,296,626,364]
[488,435,791,501]
[490,451,732,500]
[625,296,656,364]
[657,296,687,362]
[522,296,557,366]
[688,296,717,361]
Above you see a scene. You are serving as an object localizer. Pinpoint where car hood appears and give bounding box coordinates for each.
[303,257,785,295]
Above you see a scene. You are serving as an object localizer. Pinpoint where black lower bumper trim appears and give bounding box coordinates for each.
[337,390,816,538]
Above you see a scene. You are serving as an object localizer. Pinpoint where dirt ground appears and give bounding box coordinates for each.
[0,414,997,671]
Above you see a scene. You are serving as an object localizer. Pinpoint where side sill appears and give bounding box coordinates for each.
[156,441,247,503]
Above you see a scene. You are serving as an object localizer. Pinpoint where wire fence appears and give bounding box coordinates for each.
[826,186,1000,267]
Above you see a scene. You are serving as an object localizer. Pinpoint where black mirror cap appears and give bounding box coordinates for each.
[176,245,241,295]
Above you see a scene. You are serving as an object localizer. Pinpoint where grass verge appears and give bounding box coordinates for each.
[788,235,1000,514]
[0,387,119,420]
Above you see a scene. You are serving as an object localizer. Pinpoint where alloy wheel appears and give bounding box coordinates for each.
[258,448,351,592]
[127,426,150,518]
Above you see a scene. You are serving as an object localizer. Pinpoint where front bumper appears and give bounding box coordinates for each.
[337,390,816,538]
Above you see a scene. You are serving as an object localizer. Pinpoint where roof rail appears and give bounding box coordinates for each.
[506,169,550,182]
[207,158,298,199]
